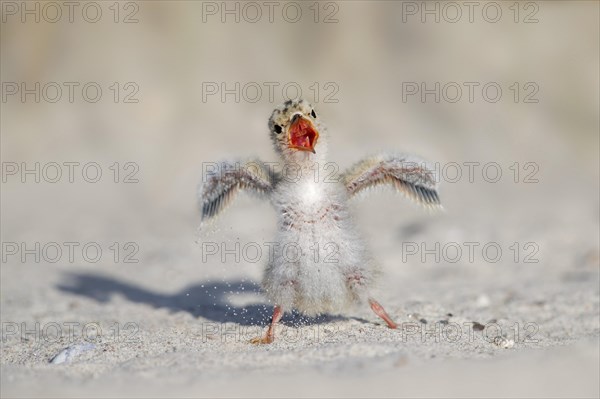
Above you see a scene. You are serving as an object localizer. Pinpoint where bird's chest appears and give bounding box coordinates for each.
[275,181,344,233]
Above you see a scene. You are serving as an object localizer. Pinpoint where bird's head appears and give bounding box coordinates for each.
[268,99,324,161]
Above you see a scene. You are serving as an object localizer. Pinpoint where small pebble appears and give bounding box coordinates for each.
[50,343,96,364]
[408,313,420,319]
[472,322,485,331]
[493,336,515,349]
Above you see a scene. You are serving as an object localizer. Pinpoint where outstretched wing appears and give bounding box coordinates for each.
[341,154,440,207]
[198,159,278,220]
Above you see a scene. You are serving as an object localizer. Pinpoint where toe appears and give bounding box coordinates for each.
[249,335,274,345]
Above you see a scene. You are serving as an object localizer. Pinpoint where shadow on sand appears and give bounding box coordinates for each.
[57,272,352,327]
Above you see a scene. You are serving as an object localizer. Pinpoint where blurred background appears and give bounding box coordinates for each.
[2,0,598,291]
[1,1,599,397]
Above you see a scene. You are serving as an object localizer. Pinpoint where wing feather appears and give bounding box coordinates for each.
[342,154,441,208]
[198,159,277,220]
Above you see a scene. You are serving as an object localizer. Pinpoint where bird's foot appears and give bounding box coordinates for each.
[249,334,274,345]
[249,305,283,345]
[369,298,398,329]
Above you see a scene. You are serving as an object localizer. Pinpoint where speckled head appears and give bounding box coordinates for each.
[268,99,323,159]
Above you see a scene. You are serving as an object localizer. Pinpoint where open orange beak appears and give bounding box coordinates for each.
[288,114,319,154]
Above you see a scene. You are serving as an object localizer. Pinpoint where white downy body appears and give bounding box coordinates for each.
[263,151,377,316]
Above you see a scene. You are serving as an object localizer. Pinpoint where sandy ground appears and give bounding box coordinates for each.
[1,1,599,398]
[2,162,599,397]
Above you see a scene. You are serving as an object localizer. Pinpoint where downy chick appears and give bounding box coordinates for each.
[198,99,441,344]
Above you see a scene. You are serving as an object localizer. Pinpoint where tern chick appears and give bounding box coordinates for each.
[198,99,441,344]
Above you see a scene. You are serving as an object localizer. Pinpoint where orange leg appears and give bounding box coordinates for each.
[369,298,397,329]
[250,305,284,344]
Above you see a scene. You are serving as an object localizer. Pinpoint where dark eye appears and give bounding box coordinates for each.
[311,110,317,118]
[274,125,282,134]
